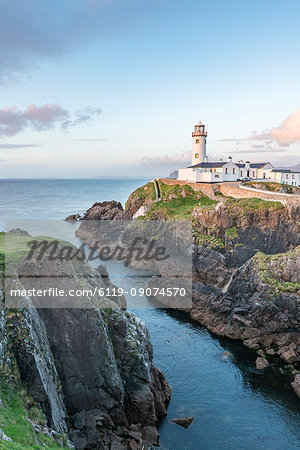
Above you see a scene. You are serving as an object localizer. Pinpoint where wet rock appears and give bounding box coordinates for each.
[73,435,88,449]
[8,228,30,235]
[141,426,159,445]
[281,348,298,364]
[73,411,85,429]
[255,357,269,370]
[292,374,300,399]
[127,430,142,440]
[81,200,124,220]
[129,439,140,450]
[171,416,194,429]
[65,214,81,222]
[111,441,126,450]
[129,424,141,431]
[266,348,275,355]
[193,246,233,288]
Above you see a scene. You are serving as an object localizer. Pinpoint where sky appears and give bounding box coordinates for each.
[0,0,300,178]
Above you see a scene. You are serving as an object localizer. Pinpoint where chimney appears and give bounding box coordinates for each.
[228,155,232,163]
[205,155,208,162]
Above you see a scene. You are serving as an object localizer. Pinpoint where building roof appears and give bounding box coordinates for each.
[236,162,271,169]
[188,161,273,170]
[188,162,226,169]
[272,169,300,173]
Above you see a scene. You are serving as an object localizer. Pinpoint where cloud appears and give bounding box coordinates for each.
[62,107,102,129]
[230,147,288,154]
[0,0,151,82]
[268,109,300,146]
[0,143,42,149]
[136,152,191,168]
[0,104,101,137]
[221,109,300,147]
[0,104,68,137]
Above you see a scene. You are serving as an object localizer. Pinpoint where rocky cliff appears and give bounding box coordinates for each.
[73,184,300,399]
[0,232,171,449]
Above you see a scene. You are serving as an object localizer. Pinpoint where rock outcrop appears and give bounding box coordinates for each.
[81,201,125,221]
[69,187,300,397]
[0,235,171,449]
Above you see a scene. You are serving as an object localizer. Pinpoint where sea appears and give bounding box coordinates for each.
[1,178,300,450]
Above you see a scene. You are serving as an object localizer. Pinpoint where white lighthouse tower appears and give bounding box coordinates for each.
[191,121,207,166]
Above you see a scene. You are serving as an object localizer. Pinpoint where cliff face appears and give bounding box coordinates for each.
[193,201,299,267]
[116,188,300,392]
[192,248,300,352]
[173,201,300,395]
[66,190,300,398]
[0,234,171,449]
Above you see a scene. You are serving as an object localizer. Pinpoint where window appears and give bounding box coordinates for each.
[241,171,243,176]
[233,168,236,174]
[292,174,295,179]
[195,139,199,144]
[213,169,216,173]
[195,153,199,158]
[253,171,255,177]
[225,168,228,174]
[286,174,289,179]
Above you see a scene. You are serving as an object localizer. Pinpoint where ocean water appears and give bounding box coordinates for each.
[1,178,300,449]
[0,178,149,228]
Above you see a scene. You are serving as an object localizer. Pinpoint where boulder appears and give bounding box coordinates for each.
[255,357,269,370]
[81,200,124,220]
[65,214,81,222]
[171,416,194,429]
[291,374,300,399]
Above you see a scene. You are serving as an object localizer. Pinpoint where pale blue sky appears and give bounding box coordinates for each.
[0,0,299,177]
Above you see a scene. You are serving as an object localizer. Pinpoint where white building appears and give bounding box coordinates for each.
[177,122,274,183]
[270,169,300,187]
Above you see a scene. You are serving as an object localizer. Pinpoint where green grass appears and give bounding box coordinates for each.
[225,226,239,239]
[224,197,284,211]
[0,232,79,271]
[195,233,225,249]
[125,182,156,210]
[245,181,300,194]
[146,196,217,219]
[253,248,300,295]
[0,382,67,449]
[158,181,199,200]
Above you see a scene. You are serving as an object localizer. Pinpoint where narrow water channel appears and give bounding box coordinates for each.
[7,218,300,450]
[104,259,300,450]
[4,179,299,449]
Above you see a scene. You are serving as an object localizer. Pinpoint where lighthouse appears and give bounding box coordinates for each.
[191,121,207,166]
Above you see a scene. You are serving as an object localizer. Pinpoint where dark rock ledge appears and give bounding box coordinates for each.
[0,237,171,449]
